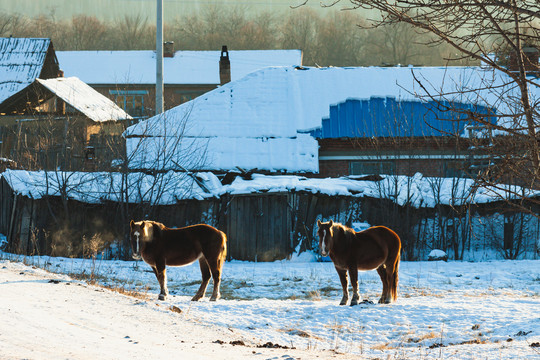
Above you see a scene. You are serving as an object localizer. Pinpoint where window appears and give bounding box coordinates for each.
[350,161,395,175]
[109,90,148,117]
[444,160,466,178]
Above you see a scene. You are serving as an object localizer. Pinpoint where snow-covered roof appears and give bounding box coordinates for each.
[3,169,537,207]
[125,65,535,173]
[220,173,540,208]
[0,38,52,104]
[36,77,132,122]
[1,169,217,205]
[125,133,317,173]
[56,49,302,85]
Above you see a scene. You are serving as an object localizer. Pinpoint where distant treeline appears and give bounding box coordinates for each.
[0,6,476,67]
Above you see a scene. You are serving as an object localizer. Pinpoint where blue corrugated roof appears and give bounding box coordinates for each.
[311,97,496,138]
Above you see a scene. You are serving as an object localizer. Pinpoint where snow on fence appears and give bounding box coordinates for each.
[1,170,539,261]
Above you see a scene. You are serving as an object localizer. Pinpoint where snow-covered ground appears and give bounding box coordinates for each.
[1,251,539,359]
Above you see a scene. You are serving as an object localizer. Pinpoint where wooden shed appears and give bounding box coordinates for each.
[1,170,538,261]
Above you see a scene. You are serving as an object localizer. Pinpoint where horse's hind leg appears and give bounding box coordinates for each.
[384,264,396,304]
[192,258,211,301]
[376,265,389,304]
[207,255,225,301]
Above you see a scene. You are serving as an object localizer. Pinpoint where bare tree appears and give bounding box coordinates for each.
[0,13,28,37]
[171,5,276,50]
[69,15,107,50]
[235,12,279,49]
[111,14,153,50]
[313,11,367,66]
[111,106,210,258]
[363,21,428,65]
[2,6,470,66]
[280,8,320,65]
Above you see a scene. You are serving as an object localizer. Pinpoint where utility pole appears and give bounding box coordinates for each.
[156,0,164,114]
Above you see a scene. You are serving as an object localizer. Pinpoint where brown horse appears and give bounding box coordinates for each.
[129,220,227,301]
[317,220,401,305]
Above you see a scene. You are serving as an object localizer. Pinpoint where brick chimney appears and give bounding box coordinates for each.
[164,41,174,58]
[219,45,231,85]
[509,46,539,73]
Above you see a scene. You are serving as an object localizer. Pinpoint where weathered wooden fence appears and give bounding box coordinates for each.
[1,176,539,261]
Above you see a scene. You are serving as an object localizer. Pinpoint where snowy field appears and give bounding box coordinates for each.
[1,251,539,359]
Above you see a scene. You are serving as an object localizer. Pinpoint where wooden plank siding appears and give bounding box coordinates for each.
[0,186,357,261]
[2,180,539,261]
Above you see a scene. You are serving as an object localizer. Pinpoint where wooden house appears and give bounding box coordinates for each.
[123,65,509,178]
[0,38,132,171]
[312,97,496,178]
[56,45,303,118]
[0,38,60,114]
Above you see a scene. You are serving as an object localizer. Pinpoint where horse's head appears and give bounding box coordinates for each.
[129,220,155,260]
[317,220,334,257]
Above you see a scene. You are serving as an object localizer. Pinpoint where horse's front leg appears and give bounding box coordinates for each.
[154,262,168,300]
[335,267,349,305]
[348,265,360,306]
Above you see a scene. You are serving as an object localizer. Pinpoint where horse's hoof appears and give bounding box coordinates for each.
[158,294,166,301]
[350,300,358,306]
[191,295,202,301]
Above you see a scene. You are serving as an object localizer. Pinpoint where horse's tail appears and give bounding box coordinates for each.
[220,231,228,265]
[392,250,400,301]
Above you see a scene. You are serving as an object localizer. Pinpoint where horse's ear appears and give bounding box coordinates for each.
[329,220,333,226]
[130,220,134,228]
[317,220,321,227]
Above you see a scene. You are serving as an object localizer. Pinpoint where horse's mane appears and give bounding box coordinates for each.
[331,222,356,240]
[141,220,166,237]
[145,220,166,228]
